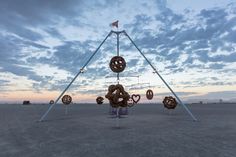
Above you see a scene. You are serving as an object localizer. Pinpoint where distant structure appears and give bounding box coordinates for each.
[219,99,223,103]
[23,101,31,105]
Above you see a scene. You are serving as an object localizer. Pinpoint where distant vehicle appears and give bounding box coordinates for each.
[23,101,31,105]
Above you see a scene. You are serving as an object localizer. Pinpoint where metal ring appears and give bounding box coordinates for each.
[127,98,135,107]
[96,96,104,105]
[146,89,153,100]
[131,94,141,104]
[163,96,177,109]
[62,95,72,105]
[109,56,126,73]
[49,100,54,104]
[105,84,130,108]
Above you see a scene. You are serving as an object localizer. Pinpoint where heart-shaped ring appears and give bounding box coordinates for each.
[131,94,141,104]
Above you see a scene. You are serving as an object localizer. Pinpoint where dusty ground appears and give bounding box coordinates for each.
[0,103,235,157]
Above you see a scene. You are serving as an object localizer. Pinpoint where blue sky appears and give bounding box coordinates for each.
[0,0,236,103]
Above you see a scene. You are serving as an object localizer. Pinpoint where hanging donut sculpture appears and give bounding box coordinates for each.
[109,56,126,73]
[105,84,130,108]
[131,94,141,104]
[127,97,135,107]
[96,96,104,105]
[146,89,154,100]
[49,100,54,104]
[163,96,177,109]
[62,95,72,105]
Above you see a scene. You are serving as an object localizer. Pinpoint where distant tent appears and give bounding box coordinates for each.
[23,101,31,105]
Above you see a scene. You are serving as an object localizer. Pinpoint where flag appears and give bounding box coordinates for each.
[110,20,119,28]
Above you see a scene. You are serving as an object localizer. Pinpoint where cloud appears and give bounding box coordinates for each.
[0,0,82,25]
[0,79,10,89]
[0,0,236,101]
[208,63,225,69]
[187,90,236,101]
[157,91,198,96]
[0,33,50,84]
[124,2,236,76]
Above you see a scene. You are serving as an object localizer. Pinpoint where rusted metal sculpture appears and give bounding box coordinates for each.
[39,30,197,122]
[109,56,126,73]
[62,95,72,105]
[163,96,177,109]
[146,89,153,100]
[49,100,54,104]
[96,96,104,104]
[105,84,130,108]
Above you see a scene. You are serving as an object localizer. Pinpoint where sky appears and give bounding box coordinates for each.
[0,0,236,103]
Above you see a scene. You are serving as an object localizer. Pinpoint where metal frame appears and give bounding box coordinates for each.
[39,30,197,122]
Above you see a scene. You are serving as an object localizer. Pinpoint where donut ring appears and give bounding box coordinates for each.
[127,97,135,107]
[49,100,54,104]
[62,95,72,105]
[163,96,177,109]
[109,56,126,73]
[96,96,104,105]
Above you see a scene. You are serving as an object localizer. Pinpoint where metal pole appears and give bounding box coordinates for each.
[124,31,197,121]
[65,105,68,115]
[117,32,120,56]
[39,31,112,122]
[116,107,120,128]
[117,32,120,83]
